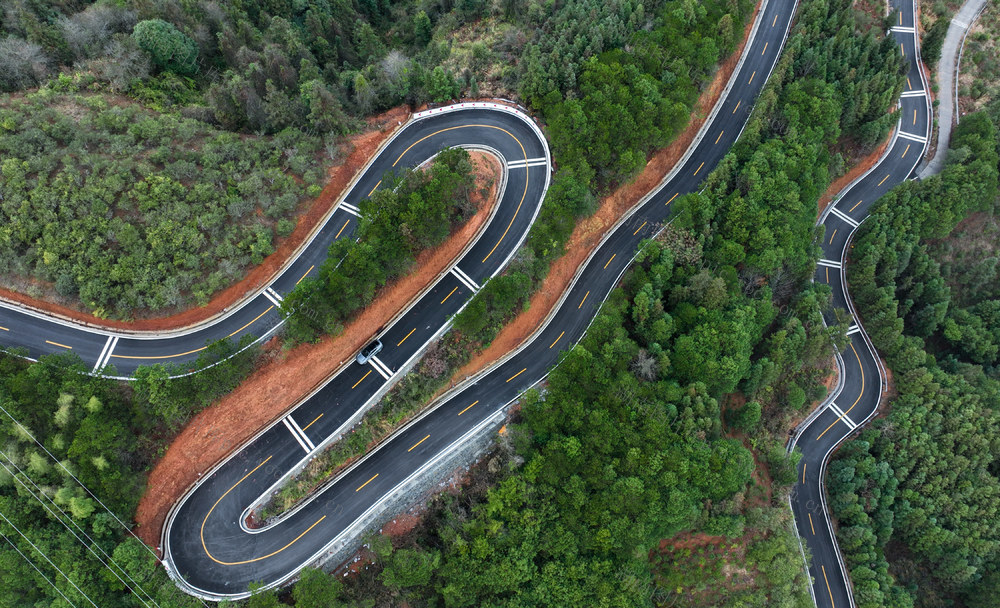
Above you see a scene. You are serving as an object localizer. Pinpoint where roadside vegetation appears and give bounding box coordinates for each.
[280,147,480,343]
[828,110,1000,608]
[0,341,261,608]
[958,1,1000,114]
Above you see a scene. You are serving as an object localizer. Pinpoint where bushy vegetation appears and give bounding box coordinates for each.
[0,337,261,608]
[958,1,1000,116]
[828,112,1000,608]
[280,147,479,342]
[0,88,328,318]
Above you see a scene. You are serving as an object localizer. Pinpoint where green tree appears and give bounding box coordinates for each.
[132,19,198,75]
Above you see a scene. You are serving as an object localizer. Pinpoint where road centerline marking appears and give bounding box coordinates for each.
[506,368,526,383]
[356,473,379,492]
[408,435,430,452]
[604,253,616,269]
[302,413,323,431]
[397,328,416,347]
[335,220,350,239]
[458,400,479,416]
[578,291,590,308]
[441,286,459,304]
[808,513,816,535]
[45,340,72,350]
[549,331,565,349]
[352,370,372,389]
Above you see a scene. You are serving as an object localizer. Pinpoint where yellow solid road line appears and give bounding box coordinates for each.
[693,162,705,176]
[335,220,350,239]
[397,328,416,347]
[748,70,755,85]
[633,221,647,235]
[441,286,459,304]
[408,435,430,452]
[578,291,590,309]
[878,174,890,187]
[199,455,326,565]
[829,228,837,244]
[352,370,372,389]
[666,192,679,205]
[302,413,323,431]
[762,41,768,55]
[849,199,862,212]
[368,179,381,196]
[808,513,816,535]
[549,331,565,349]
[506,368,526,383]
[604,254,616,269]
[817,342,865,440]
[822,565,836,608]
[715,130,725,144]
[356,473,378,492]
[45,340,72,349]
[296,265,315,285]
[902,143,910,158]
[733,100,741,113]
[458,400,479,416]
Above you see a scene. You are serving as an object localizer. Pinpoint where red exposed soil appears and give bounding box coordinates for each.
[816,130,895,215]
[0,106,411,330]
[451,0,764,383]
[133,152,503,549]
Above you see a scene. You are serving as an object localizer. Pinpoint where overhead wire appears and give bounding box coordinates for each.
[0,528,79,608]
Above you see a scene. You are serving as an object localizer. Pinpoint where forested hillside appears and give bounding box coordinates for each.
[0,0,755,319]
[829,111,1000,608]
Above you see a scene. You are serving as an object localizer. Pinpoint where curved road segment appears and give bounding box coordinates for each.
[789,0,931,607]
[159,0,800,599]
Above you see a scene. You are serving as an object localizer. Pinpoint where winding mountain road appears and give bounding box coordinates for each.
[0,0,930,603]
[788,1,931,607]
[158,0,801,599]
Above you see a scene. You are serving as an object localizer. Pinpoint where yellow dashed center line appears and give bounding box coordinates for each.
[368,179,381,197]
[356,474,378,492]
[773,14,778,26]
[45,340,72,350]
[802,462,807,484]
[302,413,323,431]
[408,435,430,452]
[604,254,616,269]
[808,513,816,535]
[829,228,837,244]
[506,368,526,383]
[826,267,830,283]
[762,41,768,55]
[397,328,416,347]
[441,286,459,304]
[906,76,911,89]
[693,162,705,176]
[901,143,910,158]
[822,565,836,608]
[878,174,890,187]
[748,70,756,85]
[849,200,863,212]
[633,221,647,235]
[0,326,8,331]
[666,192,679,205]
[733,100,741,113]
[549,331,565,349]
[715,130,725,144]
[296,265,315,285]
[900,42,904,56]
[578,291,590,308]
[352,370,372,389]
[458,400,479,416]
[913,109,917,125]
[335,220,350,239]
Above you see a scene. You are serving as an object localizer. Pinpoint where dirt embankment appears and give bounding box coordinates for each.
[0,106,411,330]
[816,129,896,216]
[451,0,764,383]
[133,151,503,548]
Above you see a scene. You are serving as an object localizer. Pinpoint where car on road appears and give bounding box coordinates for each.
[356,339,383,364]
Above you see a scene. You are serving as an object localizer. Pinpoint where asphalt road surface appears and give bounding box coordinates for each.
[789,1,931,607]
[161,0,802,598]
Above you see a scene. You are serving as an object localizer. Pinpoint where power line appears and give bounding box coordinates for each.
[0,508,99,608]
[0,451,161,608]
[0,528,79,608]
[0,403,157,559]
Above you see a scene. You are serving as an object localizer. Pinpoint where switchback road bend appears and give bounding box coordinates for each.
[163,0,801,599]
[789,0,931,606]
